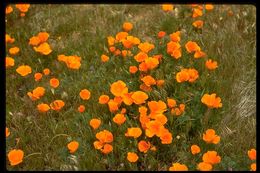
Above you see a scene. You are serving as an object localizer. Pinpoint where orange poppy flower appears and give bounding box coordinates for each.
[107,36,116,46]
[140,83,152,92]
[167,98,176,108]
[201,93,222,108]
[121,108,127,114]
[8,149,24,166]
[250,163,256,171]
[43,68,50,75]
[138,42,155,53]
[93,141,104,150]
[197,162,212,171]
[169,163,188,171]
[110,80,128,97]
[141,75,156,87]
[29,36,41,46]
[78,105,85,113]
[138,62,149,72]
[9,47,20,55]
[158,31,166,39]
[167,41,181,55]
[205,59,218,70]
[123,22,133,32]
[159,128,172,144]
[248,149,256,161]
[100,144,113,154]
[205,4,214,11]
[6,6,13,14]
[185,41,200,53]
[108,99,119,112]
[89,119,101,130]
[116,32,128,41]
[170,31,181,42]
[192,20,204,29]
[187,68,199,82]
[203,129,220,144]
[176,69,189,83]
[6,127,10,137]
[50,78,60,88]
[101,54,109,62]
[15,4,30,13]
[194,50,206,58]
[33,42,52,55]
[125,127,142,138]
[134,52,148,62]
[127,152,139,162]
[27,87,45,101]
[148,100,167,118]
[129,66,138,74]
[98,95,110,104]
[202,151,221,165]
[192,8,203,18]
[162,4,174,12]
[191,144,201,155]
[65,56,81,70]
[37,103,50,112]
[96,130,113,143]
[6,34,15,43]
[114,49,121,56]
[131,91,148,105]
[138,140,151,153]
[179,103,185,112]
[34,73,43,81]
[171,107,182,116]
[50,100,65,111]
[113,113,126,125]
[145,120,165,137]
[37,32,49,43]
[6,57,15,68]
[109,46,116,52]
[67,141,79,153]
[79,89,91,100]
[156,80,165,87]
[145,57,159,70]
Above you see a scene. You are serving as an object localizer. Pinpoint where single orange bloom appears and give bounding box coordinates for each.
[109,46,116,52]
[89,118,101,130]
[185,41,200,53]
[248,149,256,161]
[162,4,174,12]
[179,103,185,112]
[194,50,206,58]
[159,128,173,144]
[121,108,127,114]
[205,59,218,70]
[171,49,182,59]
[121,50,128,57]
[187,68,199,83]
[113,113,126,125]
[33,42,52,55]
[170,31,181,42]
[176,69,189,83]
[29,36,41,46]
[34,73,43,81]
[156,80,165,87]
[15,4,30,13]
[113,96,123,105]
[110,80,128,97]
[79,89,91,100]
[43,68,50,75]
[134,52,148,62]
[27,87,45,101]
[108,99,119,112]
[191,144,201,155]
[138,140,151,153]
[127,152,139,162]
[141,75,156,87]
[201,93,222,108]
[123,22,133,32]
[6,6,13,14]
[202,151,221,165]
[138,42,155,53]
[171,107,182,116]
[167,41,181,55]
[93,140,104,150]
[50,78,60,88]
[114,49,121,56]
[145,120,165,137]
[197,162,212,171]
[8,149,24,166]
[250,163,256,171]
[192,20,204,29]
[37,32,49,43]
[125,127,142,138]
[101,54,109,62]
[148,100,167,118]
[50,100,65,111]
[37,103,50,112]
[101,144,113,154]
[99,95,110,104]
[205,4,214,11]
[140,83,152,92]
[9,47,20,55]
[65,56,81,70]
[107,36,116,46]
[67,141,79,153]
[138,62,149,72]
[129,66,138,74]
[169,163,188,171]
[203,129,220,144]
[192,8,203,18]
[6,34,15,43]
[145,57,159,70]
[6,57,15,68]
[96,130,113,143]
[116,32,128,41]
[131,91,148,105]
[16,65,32,77]
[78,105,85,113]
[167,98,177,108]
[6,127,10,137]
[158,31,166,39]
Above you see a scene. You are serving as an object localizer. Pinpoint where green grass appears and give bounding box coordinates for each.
[6,4,256,171]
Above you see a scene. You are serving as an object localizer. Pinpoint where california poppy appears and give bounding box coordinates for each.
[248,149,256,161]
[123,22,133,32]
[201,93,222,108]
[9,47,20,55]
[50,78,60,88]
[162,4,174,12]
[50,100,65,111]
[80,89,91,100]
[37,103,50,112]
[90,119,101,130]
[8,149,24,166]
[127,152,139,162]
[6,57,15,68]
[203,129,220,144]
[202,151,221,165]
[197,162,212,171]
[113,113,126,125]
[191,144,201,155]
[169,163,188,171]
[67,141,79,153]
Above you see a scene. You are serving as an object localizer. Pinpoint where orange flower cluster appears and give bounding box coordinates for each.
[168,98,185,116]
[15,4,30,17]
[248,148,256,171]
[6,34,15,44]
[176,68,199,83]
[167,31,182,59]
[27,87,45,101]
[201,93,222,108]
[58,54,81,70]
[93,130,113,154]
[197,151,221,171]
[29,32,52,55]
[185,41,206,59]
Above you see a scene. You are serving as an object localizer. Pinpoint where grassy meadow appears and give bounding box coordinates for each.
[5,4,256,171]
